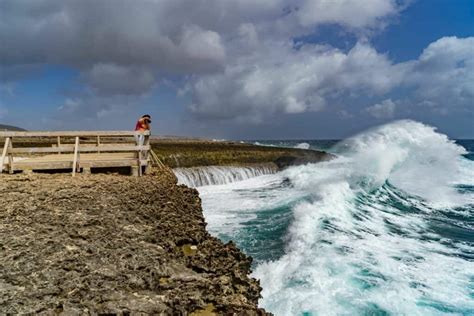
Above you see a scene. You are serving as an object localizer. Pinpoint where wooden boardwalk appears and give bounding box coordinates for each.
[1,131,151,176]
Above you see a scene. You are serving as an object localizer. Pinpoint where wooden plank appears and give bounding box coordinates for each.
[143,133,151,174]
[0,137,10,173]
[1,130,151,175]
[19,152,138,162]
[13,161,74,170]
[0,130,150,138]
[8,138,13,174]
[79,145,150,152]
[10,146,76,154]
[72,137,79,177]
[12,159,148,170]
[138,150,143,176]
[10,145,150,154]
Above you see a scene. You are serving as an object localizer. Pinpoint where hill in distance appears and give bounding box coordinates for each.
[0,124,26,131]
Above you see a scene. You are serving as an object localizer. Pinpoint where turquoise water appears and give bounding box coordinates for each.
[197,121,474,315]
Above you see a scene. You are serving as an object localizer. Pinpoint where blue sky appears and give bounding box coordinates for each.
[0,0,473,139]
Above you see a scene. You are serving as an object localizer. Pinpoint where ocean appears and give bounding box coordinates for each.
[176,120,474,315]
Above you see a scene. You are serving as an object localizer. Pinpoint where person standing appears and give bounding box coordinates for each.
[135,114,151,146]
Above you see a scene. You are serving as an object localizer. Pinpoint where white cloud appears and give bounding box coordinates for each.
[3,1,471,130]
[179,25,226,64]
[188,36,473,121]
[407,36,474,109]
[297,0,398,28]
[366,99,396,119]
[188,41,407,121]
[1,0,405,97]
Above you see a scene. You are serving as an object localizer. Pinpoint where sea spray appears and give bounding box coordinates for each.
[294,142,310,150]
[196,120,474,315]
[174,164,278,187]
[334,120,469,206]
[253,120,474,315]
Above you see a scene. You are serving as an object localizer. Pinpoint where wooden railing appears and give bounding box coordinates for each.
[0,131,150,176]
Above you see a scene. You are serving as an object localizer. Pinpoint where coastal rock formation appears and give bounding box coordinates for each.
[152,139,334,169]
[0,170,269,314]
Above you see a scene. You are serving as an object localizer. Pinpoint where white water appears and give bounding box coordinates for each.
[333,120,470,207]
[294,142,310,150]
[196,120,474,315]
[174,164,277,187]
[199,174,304,237]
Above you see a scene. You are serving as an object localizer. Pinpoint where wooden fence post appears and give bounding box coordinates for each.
[72,137,80,177]
[138,148,143,177]
[0,137,11,173]
[143,132,150,174]
[7,138,13,174]
[97,136,101,154]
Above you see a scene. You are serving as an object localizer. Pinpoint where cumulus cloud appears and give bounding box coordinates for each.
[3,0,471,129]
[188,35,473,121]
[188,41,408,121]
[1,0,405,96]
[366,99,396,119]
[296,0,398,28]
[407,36,474,109]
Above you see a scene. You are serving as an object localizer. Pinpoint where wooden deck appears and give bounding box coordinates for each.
[1,131,151,176]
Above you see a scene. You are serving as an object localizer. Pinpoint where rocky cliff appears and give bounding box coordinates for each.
[0,170,269,314]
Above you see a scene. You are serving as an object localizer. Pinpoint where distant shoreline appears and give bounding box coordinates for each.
[150,138,334,169]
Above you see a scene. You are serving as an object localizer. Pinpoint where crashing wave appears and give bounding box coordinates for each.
[195,120,473,315]
[252,120,473,315]
[294,142,310,150]
[174,164,277,187]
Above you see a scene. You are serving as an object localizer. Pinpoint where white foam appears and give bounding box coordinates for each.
[456,157,474,186]
[174,165,277,187]
[336,120,469,207]
[253,120,474,314]
[198,120,474,315]
[198,174,305,236]
[294,142,310,150]
[255,161,474,315]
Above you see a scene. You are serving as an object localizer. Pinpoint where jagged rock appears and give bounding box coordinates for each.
[0,171,270,315]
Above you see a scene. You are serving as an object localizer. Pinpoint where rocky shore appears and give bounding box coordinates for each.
[151,139,333,169]
[0,169,269,314]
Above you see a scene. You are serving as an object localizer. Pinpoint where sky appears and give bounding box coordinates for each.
[0,0,473,139]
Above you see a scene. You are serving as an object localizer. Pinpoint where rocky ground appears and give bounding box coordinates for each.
[0,169,269,315]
